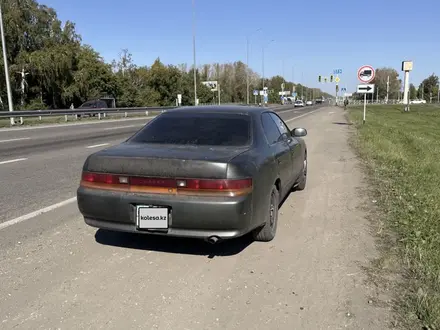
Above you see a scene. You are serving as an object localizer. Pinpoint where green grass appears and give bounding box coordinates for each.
[0,111,163,128]
[348,104,440,329]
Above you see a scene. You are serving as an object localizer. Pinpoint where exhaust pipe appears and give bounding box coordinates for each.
[206,236,221,244]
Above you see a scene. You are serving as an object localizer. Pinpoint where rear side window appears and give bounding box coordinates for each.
[269,113,289,135]
[129,113,251,146]
[261,113,281,144]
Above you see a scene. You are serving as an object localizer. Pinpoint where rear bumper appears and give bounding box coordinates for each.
[77,187,254,240]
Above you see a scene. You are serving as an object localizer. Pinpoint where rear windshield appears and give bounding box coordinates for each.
[129,112,251,146]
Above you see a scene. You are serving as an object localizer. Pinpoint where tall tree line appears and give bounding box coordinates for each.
[0,0,331,110]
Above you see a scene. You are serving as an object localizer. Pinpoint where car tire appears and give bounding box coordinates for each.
[296,153,307,191]
[253,185,279,242]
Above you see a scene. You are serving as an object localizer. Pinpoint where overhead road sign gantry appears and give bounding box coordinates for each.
[357,65,375,83]
[357,84,375,94]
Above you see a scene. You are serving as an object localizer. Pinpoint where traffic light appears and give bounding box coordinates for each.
[330,75,334,82]
[318,75,322,83]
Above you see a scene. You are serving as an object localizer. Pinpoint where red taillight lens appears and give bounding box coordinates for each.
[185,179,252,190]
[81,172,252,194]
[81,172,119,184]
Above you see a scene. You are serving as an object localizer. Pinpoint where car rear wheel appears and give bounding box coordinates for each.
[253,185,279,242]
[296,153,307,191]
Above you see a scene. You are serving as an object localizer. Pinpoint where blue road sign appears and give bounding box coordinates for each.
[264,94,268,103]
[253,90,258,96]
[333,69,343,75]
[341,88,347,92]
[292,92,297,97]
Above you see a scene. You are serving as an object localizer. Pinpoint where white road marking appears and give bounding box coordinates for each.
[285,108,322,123]
[329,111,335,114]
[0,197,77,231]
[278,108,300,114]
[0,158,27,165]
[103,125,137,130]
[0,137,31,143]
[86,143,109,149]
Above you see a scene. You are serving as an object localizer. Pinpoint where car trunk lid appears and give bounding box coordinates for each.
[84,142,250,179]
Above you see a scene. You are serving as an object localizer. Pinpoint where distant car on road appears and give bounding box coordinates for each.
[294,100,305,107]
[76,99,113,118]
[77,106,308,244]
[306,101,313,106]
[410,99,426,104]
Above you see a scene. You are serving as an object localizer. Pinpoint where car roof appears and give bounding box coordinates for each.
[165,105,271,116]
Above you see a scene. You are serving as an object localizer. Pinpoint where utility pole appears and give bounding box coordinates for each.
[0,3,14,125]
[402,61,413,112]
[192,0,197,106]
[386,75,390,104]
[301,72,304,100]
[17,68,29,107]
[261,39,274,104]
[292,67,295,99]
[246,28,261,105]
[281,59,285,104]
[437,84,440,103]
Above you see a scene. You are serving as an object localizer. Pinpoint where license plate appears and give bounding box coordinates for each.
[136,206,169,229]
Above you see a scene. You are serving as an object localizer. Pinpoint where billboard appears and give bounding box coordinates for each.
[202,81,218,92]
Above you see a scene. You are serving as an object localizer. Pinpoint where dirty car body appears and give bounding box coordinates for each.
[77,106,308,243]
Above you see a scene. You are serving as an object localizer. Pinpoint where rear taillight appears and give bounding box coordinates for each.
[80,172,252,196]
[183,178,252,190]
[81,172,120,184]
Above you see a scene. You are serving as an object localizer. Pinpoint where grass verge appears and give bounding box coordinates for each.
[348,104,440,329]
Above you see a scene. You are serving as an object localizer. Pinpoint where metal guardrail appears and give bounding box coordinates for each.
[0,102,286,126]
[0,106,177,119]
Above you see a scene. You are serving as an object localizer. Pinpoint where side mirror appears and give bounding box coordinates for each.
[291,127,307,137]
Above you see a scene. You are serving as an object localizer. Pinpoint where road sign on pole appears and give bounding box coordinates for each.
[253,90,258,96]
[357,84,375,94]
[357,65,375,83]
[335,76,340,83]
[333,69,342,75]
[357,84,375,125]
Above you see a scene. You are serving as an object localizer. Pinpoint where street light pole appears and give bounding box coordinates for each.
[261,39,274,100]
[192,0,197,106]
[0,3,14,125]
[246,28,261,105]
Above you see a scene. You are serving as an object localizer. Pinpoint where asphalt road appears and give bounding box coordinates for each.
[0,105,393,329]
[0,104,305,158]
[0,104,321,222]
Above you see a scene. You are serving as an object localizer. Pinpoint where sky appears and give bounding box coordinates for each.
[44,0,439,95]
